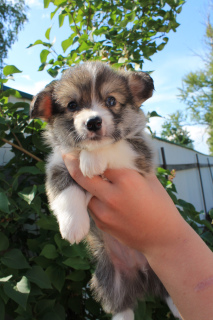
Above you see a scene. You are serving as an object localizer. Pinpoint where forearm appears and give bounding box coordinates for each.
[145,216,213,320]
[62,157,213,320]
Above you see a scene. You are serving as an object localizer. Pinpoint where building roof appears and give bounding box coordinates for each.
[3,85,33,101]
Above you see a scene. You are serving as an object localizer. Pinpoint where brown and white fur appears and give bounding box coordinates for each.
[31,62,182,320]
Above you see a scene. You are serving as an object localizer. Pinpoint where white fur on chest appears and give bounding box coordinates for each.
[79,140,138,178]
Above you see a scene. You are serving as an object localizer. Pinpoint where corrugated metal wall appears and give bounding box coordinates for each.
[152,138,213,213]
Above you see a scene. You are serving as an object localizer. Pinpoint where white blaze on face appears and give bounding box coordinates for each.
[73,104,114,139]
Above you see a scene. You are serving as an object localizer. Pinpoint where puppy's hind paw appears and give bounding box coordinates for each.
[59,212,90,244]
[50,186,91,244]
[112,309,134,320]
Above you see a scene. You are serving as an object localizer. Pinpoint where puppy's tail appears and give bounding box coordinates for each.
[112,309,134,320]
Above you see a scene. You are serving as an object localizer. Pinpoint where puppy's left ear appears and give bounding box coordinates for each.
[127,72,154,107]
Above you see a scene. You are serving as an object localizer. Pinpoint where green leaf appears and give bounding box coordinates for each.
[40,49,50,63]
[66,270,86,282]
[27,40,52,49]
[0,276,13,283]
[2,88,22,98]
[0,192,9,213]
[54,233,69,250]
[202,231,213,245]
[85,298,101,316]
[61,243,88,258]
[61,37,73,52]
[41,312,61,320]
[18,185,37,204]
[16,276,30,295]
[0,232,9,251]
[0,298,5,320]
[1,249,30,269]
[0,79,8,84]
[148,111,162,118]
[46,265,65,291]
[63,257,90,270]
[47,67,59,78]
[157,42,167,51]
[135,301,146,320]
[45,27,51,40]
[26,266,52,289]
[36,161,45,173]
[59,14,65,27]
[78,41,90,52]
[209,209,213,219]
[38,63,47,71]
[36,215,59,231]
[40,244,59,259]
[3,65,22,76]
[17,166,42,175]
[54,0,67,5]
[35,299,55,316]
[3,278,30,310]
[50,7,59,20]
[44,0,51,8]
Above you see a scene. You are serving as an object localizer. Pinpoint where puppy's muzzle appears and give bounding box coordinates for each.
[86,116,102,132]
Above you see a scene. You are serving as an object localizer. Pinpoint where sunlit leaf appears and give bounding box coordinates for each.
[3,65,22,76]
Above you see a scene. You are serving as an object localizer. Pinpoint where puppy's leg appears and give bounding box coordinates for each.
[165,296,182,319]
[51,185,90,244]
[46,154,91,244]
[112,309,134,320]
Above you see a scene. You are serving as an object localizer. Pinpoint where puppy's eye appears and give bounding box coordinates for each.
[67,101,78,111]
[106,96,116,107]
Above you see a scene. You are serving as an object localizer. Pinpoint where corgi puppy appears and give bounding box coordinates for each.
[31,62,181,320]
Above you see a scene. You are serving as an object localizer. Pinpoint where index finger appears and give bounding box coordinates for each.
[63,154,112,200]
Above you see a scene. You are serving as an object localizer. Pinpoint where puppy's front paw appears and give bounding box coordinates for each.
[59,210,90,244]
[80,150,107,178]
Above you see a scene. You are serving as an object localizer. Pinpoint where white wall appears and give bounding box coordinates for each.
[152,138,213,213]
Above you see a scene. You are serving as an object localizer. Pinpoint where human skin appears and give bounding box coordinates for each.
[63,154,213,320]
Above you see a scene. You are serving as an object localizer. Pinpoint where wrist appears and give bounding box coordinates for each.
[141,208,189,258]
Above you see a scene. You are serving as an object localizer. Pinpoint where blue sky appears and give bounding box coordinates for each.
[5,0,211,154]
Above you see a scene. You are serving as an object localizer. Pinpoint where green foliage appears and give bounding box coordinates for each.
[0,0,28,73]
[29,0,185,76]
[160,110,194,148]
[178,20,213,154]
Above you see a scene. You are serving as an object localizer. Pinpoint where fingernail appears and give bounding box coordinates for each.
[62,153,77,162]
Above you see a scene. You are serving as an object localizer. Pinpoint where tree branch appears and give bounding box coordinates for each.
[70,11,81,37]
[1,138,43,162]
[11,132,23,148]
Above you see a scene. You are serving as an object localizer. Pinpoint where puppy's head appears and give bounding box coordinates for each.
[31,62,154,151]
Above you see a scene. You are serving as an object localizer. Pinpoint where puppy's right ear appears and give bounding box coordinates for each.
[30,81,57,120]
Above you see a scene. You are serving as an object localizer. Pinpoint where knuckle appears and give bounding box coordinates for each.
[105,194,118,210]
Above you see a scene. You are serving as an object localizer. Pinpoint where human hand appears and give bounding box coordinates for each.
[63,154,183,255]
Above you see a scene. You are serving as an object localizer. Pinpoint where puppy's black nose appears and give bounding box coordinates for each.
[86,116,102,131]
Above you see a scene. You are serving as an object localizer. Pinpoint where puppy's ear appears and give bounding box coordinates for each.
[30,81,57,120]
[127,72,154,107]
